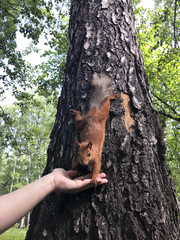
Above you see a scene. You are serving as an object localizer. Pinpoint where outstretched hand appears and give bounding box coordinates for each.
[0,168,108,233]
[51,168,108,194]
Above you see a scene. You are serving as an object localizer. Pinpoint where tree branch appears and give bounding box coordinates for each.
[152,92,180,116]
[173,0,178,48]
[158,111,180,122]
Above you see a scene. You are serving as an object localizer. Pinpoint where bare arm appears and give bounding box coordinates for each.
[0,169,108,233]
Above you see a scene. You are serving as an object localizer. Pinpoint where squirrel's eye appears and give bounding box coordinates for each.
[88,153,91,157]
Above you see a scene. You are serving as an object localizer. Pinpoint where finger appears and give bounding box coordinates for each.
[73,176,108,193]
[76,173,92,180]
[76,172,107,181]
[97,173,107,179]
[97,178,108,184]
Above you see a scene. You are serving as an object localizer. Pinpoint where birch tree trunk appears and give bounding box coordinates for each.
[26,0,179,239]
[19,216,25,229]
[9,155,17,193]
[36,138,41,179]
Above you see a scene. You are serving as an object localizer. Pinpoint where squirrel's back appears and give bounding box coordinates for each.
[89,73,114,109]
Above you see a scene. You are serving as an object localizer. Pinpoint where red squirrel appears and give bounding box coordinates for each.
[70,73,118,185]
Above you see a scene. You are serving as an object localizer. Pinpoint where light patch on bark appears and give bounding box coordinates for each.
[150,135,157,145]
[101,0,109,9]
[74,217,80,233]
[121,56,126,63]
[125,15,130,24]
[121,135,129,148]
[106,52,111,59]
[96,29,101,46]
[106,159,112,168]
[112,12,117,24]
[132,95,142,109]
[84,41,90,50]
[85,23,93,39]
[160,203,167,224]
[42,229,47,237]
[120,92,135,132]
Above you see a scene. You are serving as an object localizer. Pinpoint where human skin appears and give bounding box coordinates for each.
[0,168,108,233]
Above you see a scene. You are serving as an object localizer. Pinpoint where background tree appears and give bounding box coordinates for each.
[0,0,51,94]
[134,1,180,199]
[0,0,179,235]
[0,0,68,102]
[26,0,179,239]
[0,95,56,195]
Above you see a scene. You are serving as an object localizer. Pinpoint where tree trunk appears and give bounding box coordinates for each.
[26,0,179,239]
[10,155,17,193]
[19,216,25,229]
[28,143,32,183]
[26,211,31,229]
[36,138,41,179]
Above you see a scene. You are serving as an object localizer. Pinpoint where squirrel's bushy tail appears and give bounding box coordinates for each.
[89,73,114,109]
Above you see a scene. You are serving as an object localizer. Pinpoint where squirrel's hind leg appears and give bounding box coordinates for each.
[96,92,118,120]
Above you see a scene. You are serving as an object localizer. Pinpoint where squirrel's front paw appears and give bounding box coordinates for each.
[113,91,119,99]
[91,177,98,187]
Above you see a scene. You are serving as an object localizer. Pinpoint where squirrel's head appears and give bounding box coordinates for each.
[76,141,93,165]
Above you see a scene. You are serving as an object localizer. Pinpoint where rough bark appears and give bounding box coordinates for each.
[26,0,179,239]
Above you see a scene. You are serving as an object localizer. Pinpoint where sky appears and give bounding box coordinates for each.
[16,33,49,66]
[2,0,154,106]
[141,0,154,9]
[15,0,154,66]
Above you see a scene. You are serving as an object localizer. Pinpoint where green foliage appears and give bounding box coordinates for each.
[135,4,180,122]
[131,0,141,9]
[0,0,69,102]
[166,120,180,199]
[0,95,56,195]
[0,0,69,200]
[0,0,51,93]
[0,225,27,240]
[136,6,180,117]
[0,0,179,202]
[32,17,69,101]
[134,2,180,199]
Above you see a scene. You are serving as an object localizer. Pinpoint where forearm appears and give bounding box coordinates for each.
[0,168,108,233]
[0,173,54,233]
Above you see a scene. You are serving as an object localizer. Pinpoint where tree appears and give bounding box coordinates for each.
[0,0,68,102]
[0,0,51,94]
[133,3,180,199]
[0,96,56,196]
[135,5,180,122]
[25,0,179,239]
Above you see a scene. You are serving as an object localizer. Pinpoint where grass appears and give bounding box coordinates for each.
[0,225,27,240]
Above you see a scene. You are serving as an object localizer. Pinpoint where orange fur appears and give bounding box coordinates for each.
[70,92,118,185]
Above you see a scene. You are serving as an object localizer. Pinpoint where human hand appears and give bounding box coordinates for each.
[51,168,108,194]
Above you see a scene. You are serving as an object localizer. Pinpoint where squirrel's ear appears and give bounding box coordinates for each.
[76,141,81,148]
[87,142,92,149]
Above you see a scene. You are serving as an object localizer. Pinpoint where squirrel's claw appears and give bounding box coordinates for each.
[112,91,119,99]
[91,177,98,187]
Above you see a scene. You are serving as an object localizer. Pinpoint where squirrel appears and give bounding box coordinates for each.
[70,73,118,185]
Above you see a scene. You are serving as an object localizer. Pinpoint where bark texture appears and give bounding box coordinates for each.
[26,0,179,239]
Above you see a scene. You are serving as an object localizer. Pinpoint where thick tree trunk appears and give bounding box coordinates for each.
[26,0,179,239]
